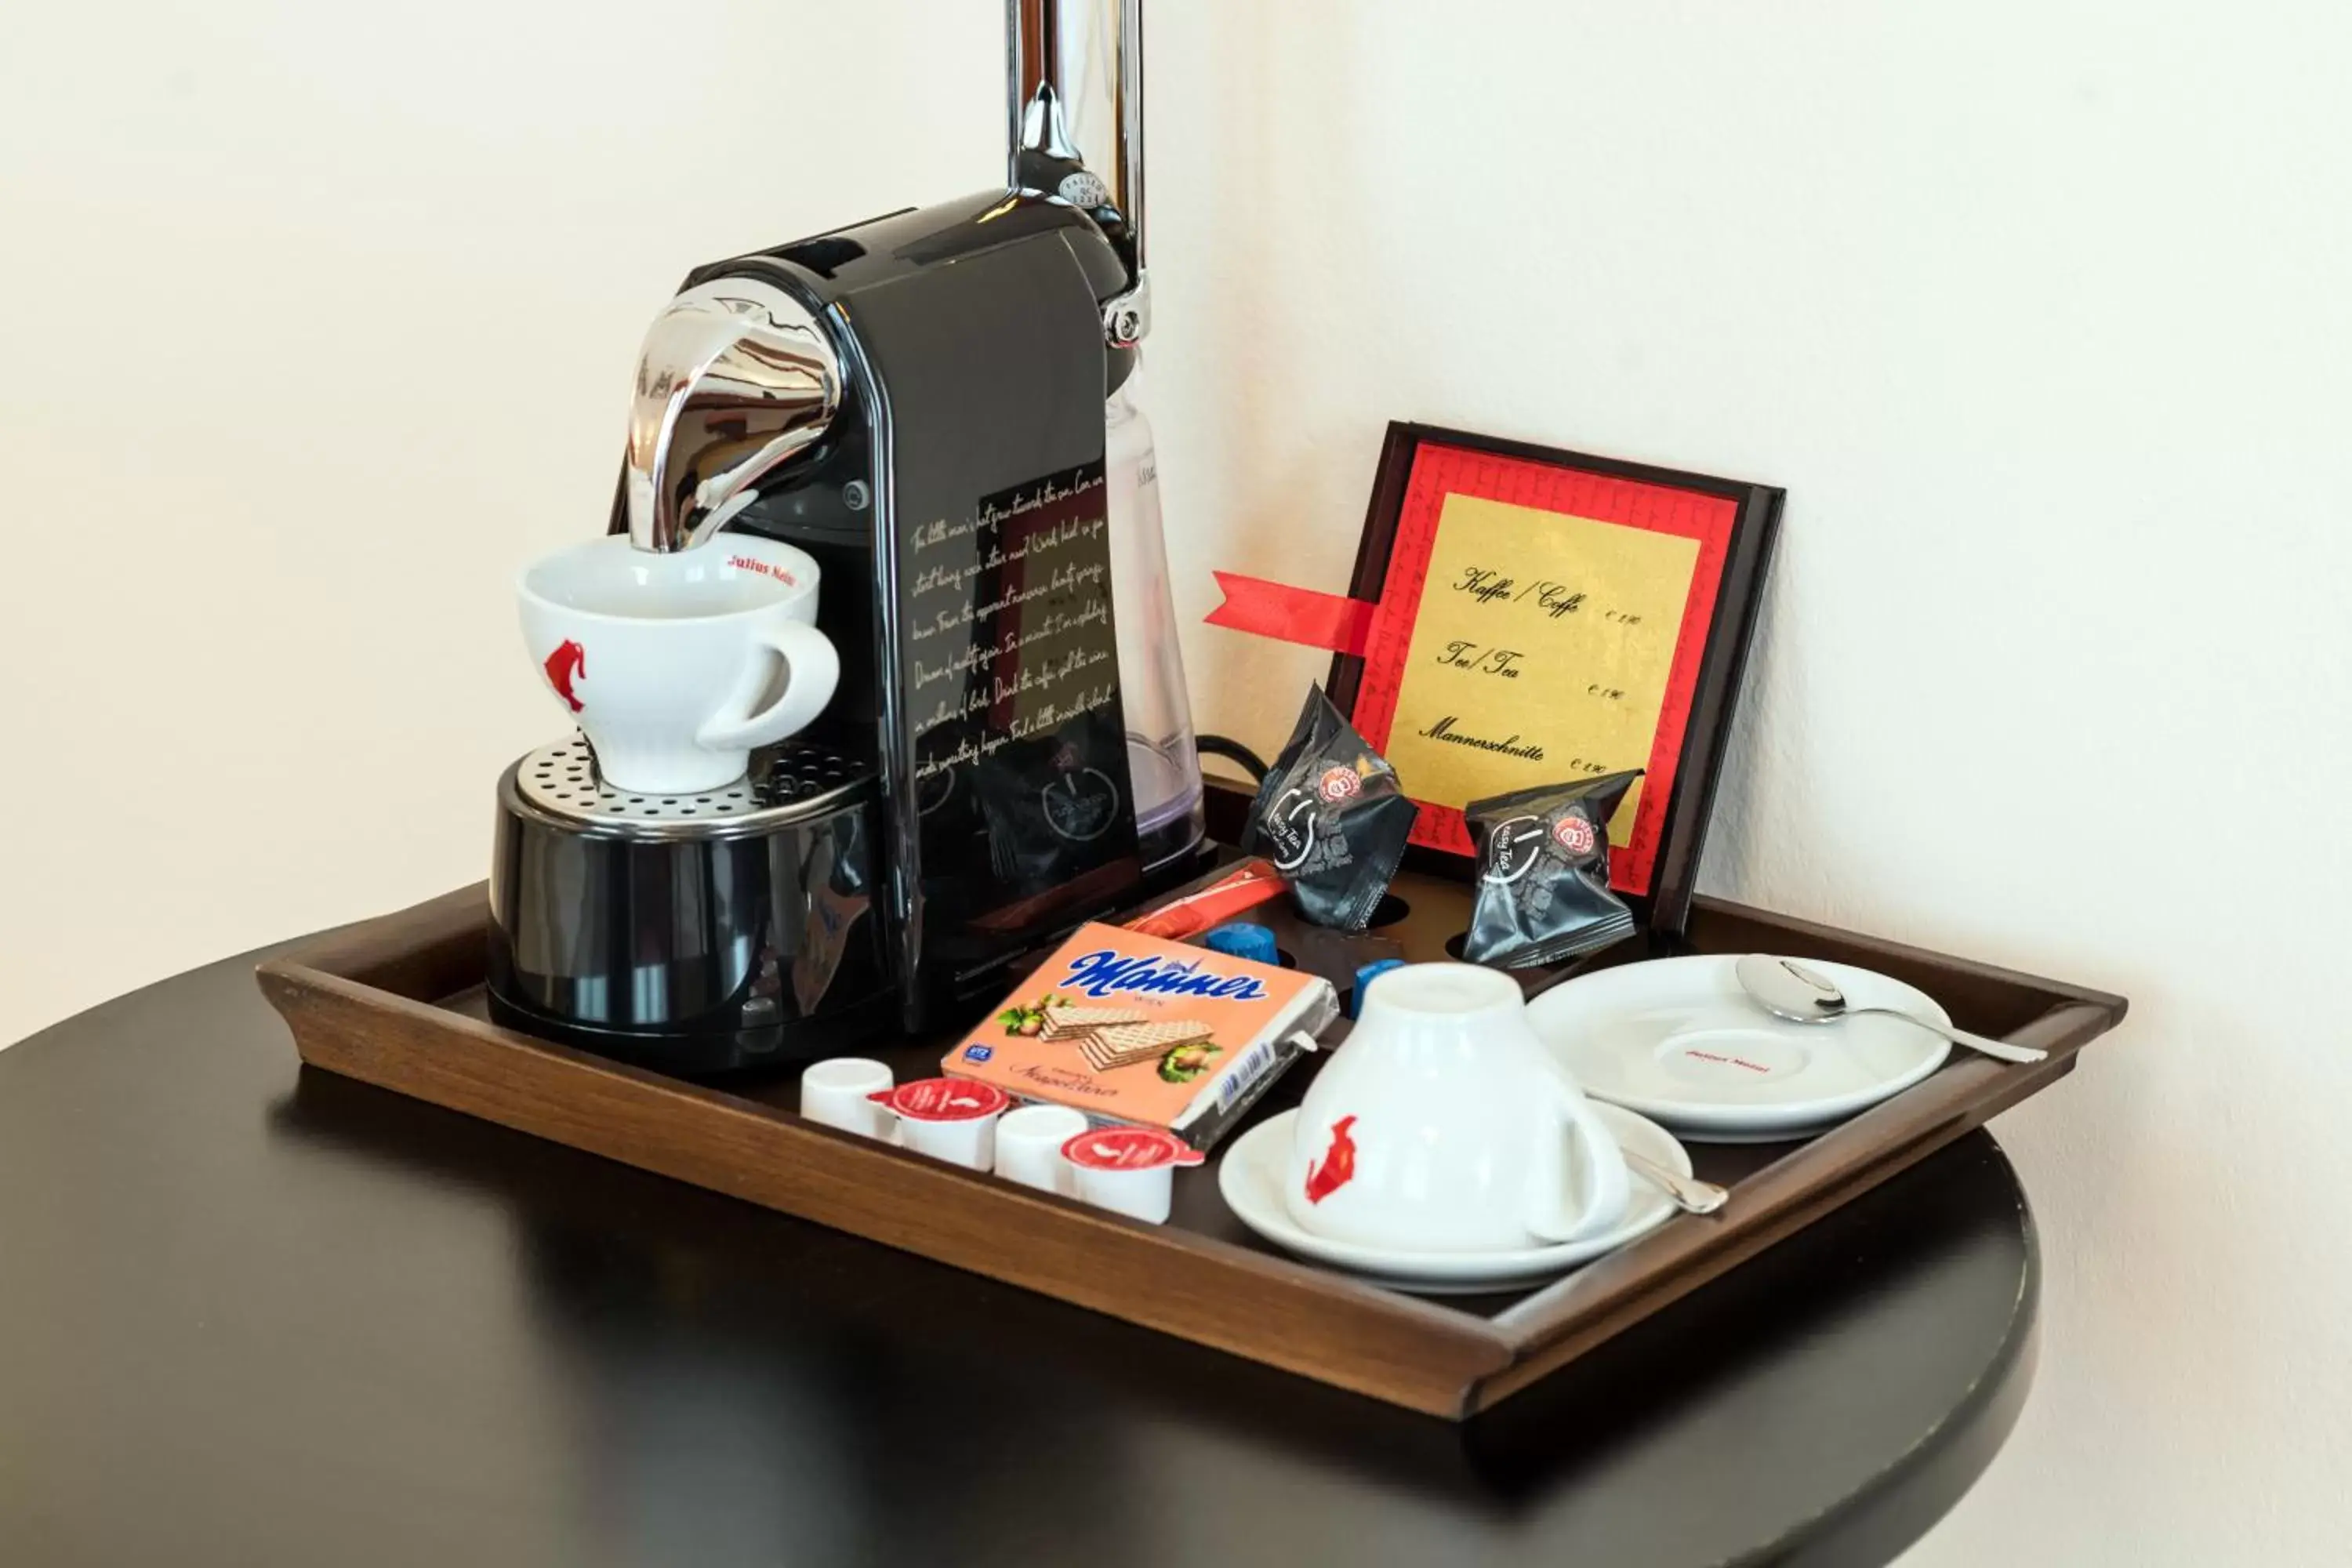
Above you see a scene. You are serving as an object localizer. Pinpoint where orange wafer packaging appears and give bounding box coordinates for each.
[943,922,1338,1151]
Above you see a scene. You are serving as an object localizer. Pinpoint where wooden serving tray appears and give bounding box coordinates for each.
[256,793,2124,1420]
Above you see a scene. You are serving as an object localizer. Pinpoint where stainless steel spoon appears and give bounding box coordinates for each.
[1626,1150,1729,1214]
[1734,953,2048,1065]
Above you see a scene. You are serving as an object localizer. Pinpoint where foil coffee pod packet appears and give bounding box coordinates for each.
[1240,687,1417,932]
[1462,771,1644,968]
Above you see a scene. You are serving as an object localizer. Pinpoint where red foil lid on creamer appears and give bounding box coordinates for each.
[869,1078,1008,1122]
[1061,1125,1204,1171]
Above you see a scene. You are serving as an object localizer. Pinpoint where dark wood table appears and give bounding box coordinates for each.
[0,931,2040,1567]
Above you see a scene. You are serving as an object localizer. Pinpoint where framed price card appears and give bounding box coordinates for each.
[1318,424,1780,934]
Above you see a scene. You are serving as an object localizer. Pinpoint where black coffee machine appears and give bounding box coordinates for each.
[488,1,1207,1074]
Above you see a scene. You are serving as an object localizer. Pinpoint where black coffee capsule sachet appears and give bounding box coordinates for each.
[1462,771,1644,968]
[1241,687,1417,931]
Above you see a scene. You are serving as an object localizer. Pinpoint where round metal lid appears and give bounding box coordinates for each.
[509,735,870,839]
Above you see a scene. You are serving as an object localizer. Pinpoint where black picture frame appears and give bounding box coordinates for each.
[1323,423,1782,936]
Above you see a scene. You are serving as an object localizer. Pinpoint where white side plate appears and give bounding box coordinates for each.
[1526,955,1951,1140]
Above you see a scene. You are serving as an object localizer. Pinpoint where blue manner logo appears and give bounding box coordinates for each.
[1059,948,1269,1004]
[964,1044,994,1062]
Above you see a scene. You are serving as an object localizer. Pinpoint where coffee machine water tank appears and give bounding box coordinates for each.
[1104,372,1204,869]
[1012,0,1206,871]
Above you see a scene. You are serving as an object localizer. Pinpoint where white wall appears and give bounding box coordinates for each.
[4,2,2344,1561]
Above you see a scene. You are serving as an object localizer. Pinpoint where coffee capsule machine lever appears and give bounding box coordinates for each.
[488,0,1209,1075]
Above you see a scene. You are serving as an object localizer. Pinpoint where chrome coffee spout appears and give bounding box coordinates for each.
[624,276,841,553]
[1008,0,1149,345]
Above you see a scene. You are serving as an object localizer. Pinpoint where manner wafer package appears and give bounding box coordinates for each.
[942,922,1338,1151]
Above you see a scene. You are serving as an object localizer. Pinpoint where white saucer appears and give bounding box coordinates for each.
[1216,1104,1686,1295]
[1526,955,1951,1142]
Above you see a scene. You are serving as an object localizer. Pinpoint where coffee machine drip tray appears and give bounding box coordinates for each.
[488,737,893,1078]
[514,736,869,839]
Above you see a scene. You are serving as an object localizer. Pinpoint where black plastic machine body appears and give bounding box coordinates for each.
[486,191,1180,1073]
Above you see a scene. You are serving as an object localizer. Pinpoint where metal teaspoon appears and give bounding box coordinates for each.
[1625,1150,1729,1214]
[1734,953,2049,1065]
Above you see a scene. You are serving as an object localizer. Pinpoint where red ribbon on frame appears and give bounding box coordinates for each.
[1203,572,1377,657]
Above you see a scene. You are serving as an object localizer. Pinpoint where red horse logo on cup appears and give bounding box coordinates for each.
[1303,1114,1359,1205]
[543,640,587,713]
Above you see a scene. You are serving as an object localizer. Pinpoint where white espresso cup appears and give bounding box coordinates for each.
[517,532,840,794]
[1283,963,1631,1252]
